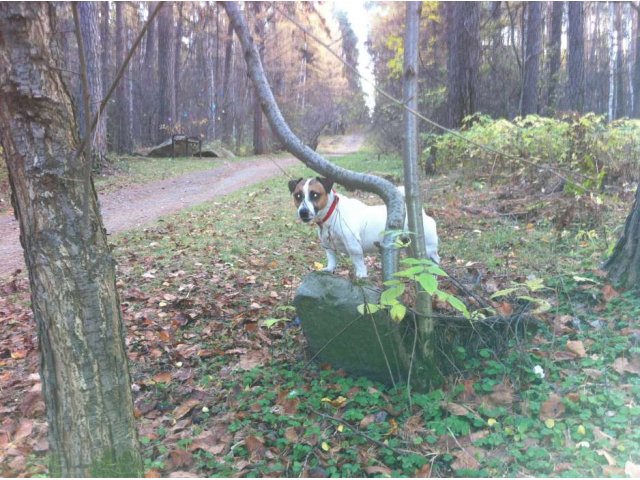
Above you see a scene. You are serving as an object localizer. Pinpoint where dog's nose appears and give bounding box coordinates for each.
[299,208,313,223]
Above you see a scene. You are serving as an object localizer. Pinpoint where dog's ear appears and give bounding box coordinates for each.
[288,178,303,193]
[317,177,334,193]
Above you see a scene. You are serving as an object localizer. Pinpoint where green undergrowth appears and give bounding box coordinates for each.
[107,147,640,477]
[2,142,640,476]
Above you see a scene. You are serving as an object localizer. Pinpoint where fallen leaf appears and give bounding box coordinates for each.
[539,393,565,420]
[284,427,299,443]
[441,401,472,417]
[237,350,269,371]
[485,382,514,408]
[168,472,199,478]
[613,357,640,375]
[145,469,162,478]
[582,368,603,379]
[496,301,513,317]
[551,315,576,335]
[173,398,200,420]
[415,463,432,478]
[169,449,193,469]
[602,284,619,302]
[14,419,33,442]
[245,435,265,460]
[566,340,586,358]
[10,349,27,360]
[363,465,392,476]
[451,446,482,470]
[321,396,348,409]
[152,372,172,384]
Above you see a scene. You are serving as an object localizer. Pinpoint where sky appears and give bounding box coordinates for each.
[335,1,377,112]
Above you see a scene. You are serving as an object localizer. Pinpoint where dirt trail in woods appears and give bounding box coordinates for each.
[0,133,365,279]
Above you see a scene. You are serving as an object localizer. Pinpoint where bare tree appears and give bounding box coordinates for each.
[568,2,585,112]
[546,1,563,113]
[158,1,176,141]
[115,2,132,152]
[520,2,542,116]
[0,3,142,475]
[77,2,107,165]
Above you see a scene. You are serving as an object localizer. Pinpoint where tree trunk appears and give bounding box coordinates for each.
[615,3,625,118]
[252,2,266,155]
[446,2,479,128]
[402,2,441,390]
[608,3,618,121]
[142,2,158,146]
[221,21,235,145]
[99,1,111,152]
[0,3,142,476]
[174,2,183,123]
[546,1,563,113]
[568,2,585,112]
[115,2,132,153]
[520,2,542,116]
[223,1,404,280]
[158,1,176,142]
[634,5,640,117]
[605,184,640,288]
[78,2,107,165]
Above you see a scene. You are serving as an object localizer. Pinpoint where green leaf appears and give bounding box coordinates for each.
[381,284,404,306]
[490,287,521,299]
[393,265,425,278]
[262,318,285,329]
[524,277,547,292]
[417,273,438,295]
[357,303,380,315]
[438,291,470,318]
[389,303,407,322]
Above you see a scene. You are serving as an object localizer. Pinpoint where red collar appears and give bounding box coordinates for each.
[318,193,339,225]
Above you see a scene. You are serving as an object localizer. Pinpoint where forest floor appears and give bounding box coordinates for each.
[0,133,365,278]
[2,136,640,477]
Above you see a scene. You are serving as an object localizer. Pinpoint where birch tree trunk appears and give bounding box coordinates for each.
[0,3,142,476]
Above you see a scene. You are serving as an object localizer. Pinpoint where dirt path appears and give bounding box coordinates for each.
[0,134,365,278]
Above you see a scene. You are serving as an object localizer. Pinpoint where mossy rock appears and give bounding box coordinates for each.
[294,272,411,386]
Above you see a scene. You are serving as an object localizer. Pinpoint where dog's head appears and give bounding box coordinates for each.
[288,177,334,223]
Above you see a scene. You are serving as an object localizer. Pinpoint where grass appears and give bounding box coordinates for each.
[2,145,640,477]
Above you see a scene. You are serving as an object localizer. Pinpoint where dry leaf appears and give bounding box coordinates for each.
[551,315,575,335]
[496,301,513,317]
[566,340,586,358]
[169,449,193,469]
[152,371,172,384]
[14,419,33,442]
[451,446,482,470]
[363,465,392,476]
[168,471,199,478]
[284,427,299,443]
[539,393,565,420]
[613,357,640,375]
[415,463,432,478]
[245,435,265,460]
[237,350,269,370]
[173,398,200,420]
[582,368,603,379]
[441,401,472,417]
[602,284,619,302]
[485,382,515,408]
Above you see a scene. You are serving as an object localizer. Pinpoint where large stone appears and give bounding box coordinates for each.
[294,272,411,386]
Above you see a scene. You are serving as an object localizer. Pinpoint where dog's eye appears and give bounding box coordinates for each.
[310,192,319,200]
[294,193,303,201]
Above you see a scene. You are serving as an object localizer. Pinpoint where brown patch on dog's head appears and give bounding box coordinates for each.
[307,177,332,212]
[288,177,334,219]
[288,178,303,194]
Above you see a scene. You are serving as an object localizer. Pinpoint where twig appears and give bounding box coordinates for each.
[308,406,438,459]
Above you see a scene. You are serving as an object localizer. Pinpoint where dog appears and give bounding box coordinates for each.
[288,177,440,278]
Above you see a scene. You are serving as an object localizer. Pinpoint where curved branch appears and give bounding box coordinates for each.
[223,1,403,279]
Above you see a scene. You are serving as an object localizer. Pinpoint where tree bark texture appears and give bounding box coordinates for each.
[223,1,403,280]
[99,1,110,152]
[252,2,267,155]
[115,2,132,153]
[0,3,142,476]
[520,2,541,116]
[605,184,640,288]
[445,2,480,128]
[158,1,176,141]
[546,1,563,113]
[568,2,585,112]
[142,1,159,146]
[221,21,236,144]
[77,2,107,164]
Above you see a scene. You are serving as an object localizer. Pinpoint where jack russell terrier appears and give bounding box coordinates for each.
[288,177,440,278]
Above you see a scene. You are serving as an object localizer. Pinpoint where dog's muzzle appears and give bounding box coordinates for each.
[298,207,314,223]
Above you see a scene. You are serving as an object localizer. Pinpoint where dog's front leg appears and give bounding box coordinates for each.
[323,248,338,273]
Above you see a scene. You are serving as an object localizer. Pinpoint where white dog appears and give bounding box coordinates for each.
[288,177,440,278]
